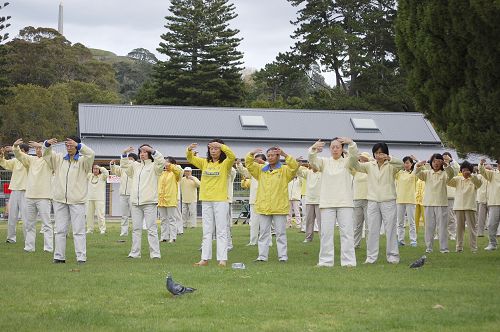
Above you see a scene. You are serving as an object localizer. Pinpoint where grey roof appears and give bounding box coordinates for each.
[78,104,442,144]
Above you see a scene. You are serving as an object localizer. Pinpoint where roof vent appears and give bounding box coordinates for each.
[350,118,379,132]
[239,115,268,129]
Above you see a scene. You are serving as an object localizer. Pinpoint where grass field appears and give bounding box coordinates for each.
[0,221,499,331]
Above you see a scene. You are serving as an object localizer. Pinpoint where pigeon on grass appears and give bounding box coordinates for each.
[409,255,426,269]
[166,273,196,296]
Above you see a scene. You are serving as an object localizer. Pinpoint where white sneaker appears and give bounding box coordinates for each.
[425,248,433,253]
[86,230,93,234]
[484,245,497,251]
[100,230,105,234]
[440,249,450,253]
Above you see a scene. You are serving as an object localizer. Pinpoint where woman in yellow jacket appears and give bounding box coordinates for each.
[395,156,418,247]
[158,157,183,243]
[245,146,298,262]
[121,144,164,259]
[187,139,235,267]
[480,158,500,251]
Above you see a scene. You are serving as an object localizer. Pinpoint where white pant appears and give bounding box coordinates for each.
[476,202,488,236]
[6,190,26,242]
[227,203,233,249]
[86,200,105,233]
[448,199,456,238]
[397,203,416,243]
[159,206,180,241]
[120,195,132,236]
[319,208,356,267]
[129,204,161,258]
[366,200,399,264]
[182,202,197,228]
[248,204,259,245]
[201,201,229,261]
[353,199,368,247]
[424,206,448,251]
[487,206,500,247]
[175,201,183,234]
[257,214,287,261]
[24,198,53,252]
[53,201,86,262]
[287,200,302,226]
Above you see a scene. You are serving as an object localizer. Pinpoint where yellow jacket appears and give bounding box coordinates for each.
[241,178,251,190]
[352,171,368,200]
[87,167,109,201]
[297,166,322,204]
[245,153,298,215]
[158,165,182,207]
[43,142,95,204]
[110,164,132,196]
[121,150,164,206]
[350,143,404,202]
[0,154,28,191]
[415,165,455,206]
[395,170,417,204]
[448,174,481,211]
[13,146,52,199]
[186,144,235,202]
[180,175,200,203]
[479,165,500,206]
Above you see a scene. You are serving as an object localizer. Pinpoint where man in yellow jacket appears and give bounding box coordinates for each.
[0,142,29,244]
[13,139,54,252]
[245,146,299,262]
[43,137,95,264]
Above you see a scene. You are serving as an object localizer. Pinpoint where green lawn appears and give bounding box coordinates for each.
[0,221,499,331]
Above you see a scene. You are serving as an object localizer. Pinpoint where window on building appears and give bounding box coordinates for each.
[239,115,267,129]
[350,118,379,132]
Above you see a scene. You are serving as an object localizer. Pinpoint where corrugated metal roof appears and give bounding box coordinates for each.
[78,104,442,144]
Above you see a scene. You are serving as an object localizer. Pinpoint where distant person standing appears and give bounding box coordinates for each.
[287,176,302,229]
[396,156,418,247]
[158,157,183,243]
[13,139,54,252]
[480,158,500,251]
[43,137,95,263]
[110,153,138,237]
[180,167,200,229]
[0,141,29,244]
[297,163,322,243]
[86,164,109,234]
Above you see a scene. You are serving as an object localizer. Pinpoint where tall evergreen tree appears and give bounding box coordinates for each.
[149,0,244,106]
[396,1,500,157]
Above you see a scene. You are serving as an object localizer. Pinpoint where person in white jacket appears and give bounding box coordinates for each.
[43,137,95,264]
[13,139,54,252]
[86,164,109,234]
[110,153,138,236]
[287,176,303,229]
[120,144,164,259]
[309,137,358,267]
[0,142,29,244]
[479,158,500,251]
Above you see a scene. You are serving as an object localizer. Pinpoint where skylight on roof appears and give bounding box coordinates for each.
[240,115,267,129]
[350,118,379,131]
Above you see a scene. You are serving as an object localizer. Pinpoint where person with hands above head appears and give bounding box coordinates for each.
[158,157,183,243]
[479,158,500,251]
[43,136,95,264]
[350,141,404,264]
[395,156,418,247]
[110,153,138,237]
[245,146,299,263]
[187,139,236,267]
[415,154,456,254]
[443,152,460,241]
[309,137,358,267]
[120,144,164,259]
[13,139,54,252]
[180,166,200,229]
[86,164,109,235]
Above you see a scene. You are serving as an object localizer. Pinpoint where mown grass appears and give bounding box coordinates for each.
[0,221,499,331]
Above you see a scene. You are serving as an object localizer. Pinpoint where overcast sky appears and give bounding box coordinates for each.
[5,0,301,73]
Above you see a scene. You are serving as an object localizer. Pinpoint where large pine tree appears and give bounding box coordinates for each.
[150,0,244,106]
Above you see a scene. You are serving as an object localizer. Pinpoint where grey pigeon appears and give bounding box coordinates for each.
[166,273,196,296]
[409,255,426,268]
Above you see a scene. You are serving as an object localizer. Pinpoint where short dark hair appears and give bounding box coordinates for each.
[442,152,452,159]
[255,153,267,161]
[92,164,101,174]
[372,142,389,158]
[402,156,415,170]
[138,144,154,161]
[68,135,81,144]
[206,139,226,163]
[429,153,444,171]
[166,156,177,164]
[19,143,30,153]
[460,161,473,173]
[127,153,138,161]
[266,146,280,154]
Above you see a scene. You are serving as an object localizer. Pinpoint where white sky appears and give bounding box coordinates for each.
[4,0,303,74]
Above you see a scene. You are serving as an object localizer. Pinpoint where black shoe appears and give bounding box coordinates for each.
[53,259,66,264]
[77,260,86,265]
[253,258,266,262]
[5,239,15,243]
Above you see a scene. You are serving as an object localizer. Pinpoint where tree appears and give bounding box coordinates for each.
[0,1,12,129]
[396,1,500,157]
[127,48,158,64]
[146,0,244,106]
[0,1,11,43]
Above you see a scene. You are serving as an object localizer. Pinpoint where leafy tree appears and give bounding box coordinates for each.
[146,0,244,106]
[0,1,11,43]
[396,1,500,157]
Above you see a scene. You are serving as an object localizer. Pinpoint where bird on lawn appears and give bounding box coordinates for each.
[166,273,196,296]
[409,255,426,269]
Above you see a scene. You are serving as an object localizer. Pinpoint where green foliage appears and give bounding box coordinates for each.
[144,0,244,106]
[0,2,12,107]
[396,1,500,157]
[0,1,11,43]
[4,27,119,91]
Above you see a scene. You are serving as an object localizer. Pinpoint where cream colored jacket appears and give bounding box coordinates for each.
[110,164,132,196]
[14,146,53,199]
[87,167,109,201]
